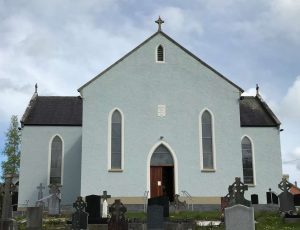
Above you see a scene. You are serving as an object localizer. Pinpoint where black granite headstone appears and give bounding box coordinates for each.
[251,194,259,204]
[85,195,101,224]
[148,196,169,218]
[294,194,300,206]
[147,205,164,230]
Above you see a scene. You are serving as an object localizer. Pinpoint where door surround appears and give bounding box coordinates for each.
[147,141,178,198]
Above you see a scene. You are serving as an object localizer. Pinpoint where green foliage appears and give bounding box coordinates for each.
[1,115,21,177]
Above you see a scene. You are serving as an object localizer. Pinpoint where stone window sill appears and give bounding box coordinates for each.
[201,169,216,172]
[108,169,123,172]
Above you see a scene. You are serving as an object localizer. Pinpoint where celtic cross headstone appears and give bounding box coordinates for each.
[72,196,88,230]
[278,177,295,213]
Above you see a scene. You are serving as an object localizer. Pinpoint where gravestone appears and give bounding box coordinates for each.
[226,177,251,207]
[72,196,88,230]
[36,183,45,207]
[266,189,279,204]
[85,194,101,224]
[27,206,43,230]
[48,184,61,215]
[100,190,111,219]
[0,174,17,230]
[108,199,128,230]
[148,196,169,217]
[278,178,295,213]
[294,194,300,206]
[147,205,164,230]
[251,194,259,204]
[225,204,255,230]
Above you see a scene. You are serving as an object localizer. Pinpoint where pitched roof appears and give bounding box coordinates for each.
[240,96,281,127]
[22,96,82,126]
[78,31,244,92]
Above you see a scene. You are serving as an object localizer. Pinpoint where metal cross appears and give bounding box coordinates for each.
[155,16,164,31]
[101,190,111,201]
[37,183,45,200]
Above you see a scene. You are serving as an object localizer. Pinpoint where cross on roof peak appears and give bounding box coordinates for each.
[155,16,164,31]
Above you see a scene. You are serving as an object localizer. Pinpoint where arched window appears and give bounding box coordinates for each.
[50,136,63,184]
[157,45,164,62]
[241,137,254,184]
[201,110,214,169]
[111,110,122,169]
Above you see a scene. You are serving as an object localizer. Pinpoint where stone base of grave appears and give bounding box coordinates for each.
[0,219,18,230]
[284,214,300,224]
[164,221,196,229]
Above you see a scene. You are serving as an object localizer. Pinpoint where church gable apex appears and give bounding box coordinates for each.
[78,31,243,93]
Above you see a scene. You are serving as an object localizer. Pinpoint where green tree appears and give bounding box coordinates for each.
[1,115,21,177]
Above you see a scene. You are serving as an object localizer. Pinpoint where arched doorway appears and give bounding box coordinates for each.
[150,144,175,202]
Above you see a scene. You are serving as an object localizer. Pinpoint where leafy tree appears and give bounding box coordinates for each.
[1,115,21,177]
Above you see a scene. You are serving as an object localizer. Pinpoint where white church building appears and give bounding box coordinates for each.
[18,19,283,209]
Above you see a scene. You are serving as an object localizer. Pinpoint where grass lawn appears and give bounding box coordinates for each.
[16,210,300,229]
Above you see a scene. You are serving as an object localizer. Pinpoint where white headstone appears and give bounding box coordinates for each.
[225,204,255,230]
[102,199,108,218]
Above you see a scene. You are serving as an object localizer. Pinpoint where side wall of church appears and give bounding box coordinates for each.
[19,126,82,207]
[240,127,282,203]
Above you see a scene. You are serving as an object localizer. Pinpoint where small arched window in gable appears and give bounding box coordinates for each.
[111,110,122,169]
[157,45,164,62]
[50,136,63,184]
[201,110,214,169]
[241,137,254,185]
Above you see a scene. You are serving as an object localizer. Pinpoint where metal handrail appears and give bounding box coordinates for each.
[181,190,194,211]
[143,190,149,213]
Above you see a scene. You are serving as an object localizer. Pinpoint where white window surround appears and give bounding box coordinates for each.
[48,134,64,186]
[156,44,165,63]
[107,108,125,171]
[146,140,178,198]
[241,135,256,186]
[199,108,217,171]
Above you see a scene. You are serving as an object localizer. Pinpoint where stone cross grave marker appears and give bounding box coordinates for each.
[48,184,61,215]
[225,204,255,230]
[72,196,88,230]
[108,199,128,230]
[36,183,45,207]
[100,190,111,218]
[278,177,295,213]
[227,177,251,207]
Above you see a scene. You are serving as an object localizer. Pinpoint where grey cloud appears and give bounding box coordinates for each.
[0,78,32,93]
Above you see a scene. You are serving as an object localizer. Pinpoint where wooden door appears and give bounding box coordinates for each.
[150,166,163,198]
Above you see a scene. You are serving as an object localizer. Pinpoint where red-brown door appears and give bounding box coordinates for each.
[150,166,163,198]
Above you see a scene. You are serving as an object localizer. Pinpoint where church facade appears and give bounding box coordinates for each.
[18,22,282,209]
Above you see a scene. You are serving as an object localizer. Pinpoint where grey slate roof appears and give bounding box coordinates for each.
[22,94,280,128]
[22,96,82,126]
[240,96,281,127]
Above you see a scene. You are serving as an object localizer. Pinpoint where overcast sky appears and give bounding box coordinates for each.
[1,0,300,184]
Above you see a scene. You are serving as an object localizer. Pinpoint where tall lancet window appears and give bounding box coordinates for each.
[241,137,254,184]
[111,110,122,169]
[201,110,214,169]
[157,45,164,62]
[50,136,63,184]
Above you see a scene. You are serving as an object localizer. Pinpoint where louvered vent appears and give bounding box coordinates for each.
[157,45,164,62]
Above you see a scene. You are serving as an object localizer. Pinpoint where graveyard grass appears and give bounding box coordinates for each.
[15,211,300,229]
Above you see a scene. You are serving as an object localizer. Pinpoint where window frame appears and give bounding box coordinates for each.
[241,135,256,186]
[108,108,124,172]
[199,108,216,172]
[48,134,64,185]
[156,44,165,63]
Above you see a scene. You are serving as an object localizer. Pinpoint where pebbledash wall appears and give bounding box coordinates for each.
[79,33,282,204]
[18,126,82,207]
